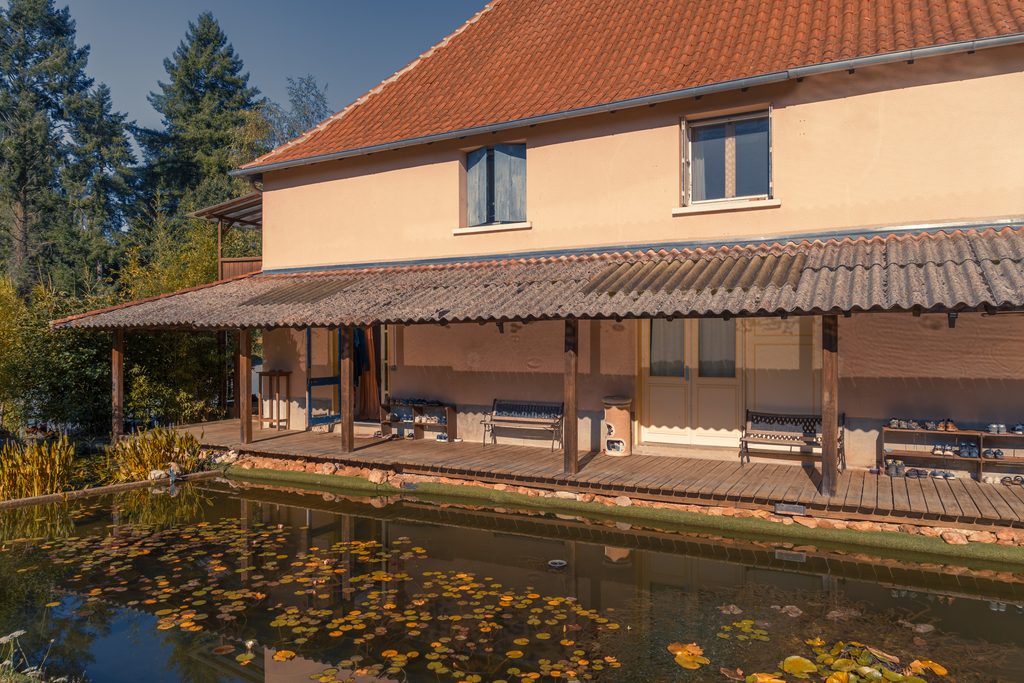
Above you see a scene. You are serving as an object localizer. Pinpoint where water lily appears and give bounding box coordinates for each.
[909,659,948,676]
[668,642,710,670]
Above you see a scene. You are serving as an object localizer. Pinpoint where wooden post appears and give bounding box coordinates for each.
[821,314,840,496]
[563,319,579,474]
[230,332,240,418]
[217,331,227,411]
[340,326,355,453]
[239,329,252,444]
[111,329,124,441]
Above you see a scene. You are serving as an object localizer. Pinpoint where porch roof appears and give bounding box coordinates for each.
[50,225,1024,331]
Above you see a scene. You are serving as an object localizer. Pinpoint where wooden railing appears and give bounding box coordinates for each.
[219,257,262,280]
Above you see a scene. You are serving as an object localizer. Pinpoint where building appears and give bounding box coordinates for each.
[53,0,1024,496]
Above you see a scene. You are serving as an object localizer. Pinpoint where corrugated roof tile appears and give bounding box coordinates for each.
[50,226,1024,330]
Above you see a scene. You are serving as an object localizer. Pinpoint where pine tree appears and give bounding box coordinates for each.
[265,74,331,149]
[140,12,261,209]
[0,0,91,292]
[61,84,135,281]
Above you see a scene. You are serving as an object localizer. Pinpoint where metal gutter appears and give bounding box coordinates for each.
[260,218,1024,276]
[232,33,1024,178]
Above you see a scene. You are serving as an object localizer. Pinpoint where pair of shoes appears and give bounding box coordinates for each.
[959,443,980,458]
[1000,476,1024,486]
[929,469,955,479]
[906,468,929,478]
[937,418,958,432]
[988,423,1008,434]
[983,448,1005,460]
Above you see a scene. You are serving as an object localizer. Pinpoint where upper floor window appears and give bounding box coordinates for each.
[466,143,526,227]
[686,112,770,204]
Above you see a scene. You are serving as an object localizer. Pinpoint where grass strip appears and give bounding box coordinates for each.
[225,466,1024,569]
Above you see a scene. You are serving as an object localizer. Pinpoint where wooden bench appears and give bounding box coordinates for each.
[740,410,845,466]
[482,400,563,451]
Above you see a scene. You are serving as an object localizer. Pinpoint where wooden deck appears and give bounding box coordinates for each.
[181,419,1024,530]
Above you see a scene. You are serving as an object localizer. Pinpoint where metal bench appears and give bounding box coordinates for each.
[740,409,845,466]
[482,400,564,451]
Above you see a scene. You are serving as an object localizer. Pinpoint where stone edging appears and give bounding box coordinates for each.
[228,454,1024,550]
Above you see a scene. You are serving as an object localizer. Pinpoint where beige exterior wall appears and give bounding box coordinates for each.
[840,312,1024,468]
[261,46,1024,271]
[259,311,1023,466]
[390,320,636,451]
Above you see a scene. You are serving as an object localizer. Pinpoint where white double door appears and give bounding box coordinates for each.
[639,318,743,447]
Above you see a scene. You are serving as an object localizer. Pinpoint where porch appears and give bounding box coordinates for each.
[182,418,1024,529]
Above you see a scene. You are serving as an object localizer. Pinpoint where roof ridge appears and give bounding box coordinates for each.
[243,0,505,170]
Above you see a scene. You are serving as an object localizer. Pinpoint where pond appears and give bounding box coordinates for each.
[1,480,1023,682]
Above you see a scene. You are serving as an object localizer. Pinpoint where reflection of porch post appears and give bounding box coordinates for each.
[239,328,253,444]
[564,319,579,474]
[340,326,355,453]
[111,329,124,441]
[821,315,839,496]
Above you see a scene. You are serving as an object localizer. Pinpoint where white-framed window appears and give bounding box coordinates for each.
[684,111,770,205]
[466,143,526,227]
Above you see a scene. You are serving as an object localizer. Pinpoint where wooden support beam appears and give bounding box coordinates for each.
[217,331,227,411]
[239,329,253,444]
[111,329,124,441]
[339,326,355,453]
[820,314,840,497]
[563,319,579,474]
[230,332,240,419]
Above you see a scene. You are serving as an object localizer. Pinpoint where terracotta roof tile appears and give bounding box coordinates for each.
[51,227,1024,330]
[241,0,1024,172]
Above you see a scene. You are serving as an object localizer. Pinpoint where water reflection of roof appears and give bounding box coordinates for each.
[206,481,1024,606]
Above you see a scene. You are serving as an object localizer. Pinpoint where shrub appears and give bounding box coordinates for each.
[106,428,207,483]
[0,437,75,501]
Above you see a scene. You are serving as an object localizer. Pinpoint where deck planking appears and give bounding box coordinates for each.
[182,420,1024,529]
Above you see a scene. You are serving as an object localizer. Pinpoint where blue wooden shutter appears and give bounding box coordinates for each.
[466,147,489,226]
[493,143,526,223]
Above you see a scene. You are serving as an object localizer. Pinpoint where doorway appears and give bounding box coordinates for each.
[638,318,743,446]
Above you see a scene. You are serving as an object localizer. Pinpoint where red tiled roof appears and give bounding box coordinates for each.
[50,226,1024,330]
[241,0,1024,172]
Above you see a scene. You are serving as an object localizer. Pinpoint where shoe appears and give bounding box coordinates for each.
[942,471,955,479]
[994,449,1005,460]
[989,423,1001,434]
[983,449,995,459]
[924,421,939,431]
[944,419,958,432]
[1013,424,1024,435]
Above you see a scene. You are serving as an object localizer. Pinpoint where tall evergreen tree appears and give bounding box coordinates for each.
[61,83,135,281]
[0,0,92,292]
[265,74,331,149]
[139,12,261,210]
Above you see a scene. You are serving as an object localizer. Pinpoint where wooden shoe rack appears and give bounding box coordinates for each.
[881,425,1024,479]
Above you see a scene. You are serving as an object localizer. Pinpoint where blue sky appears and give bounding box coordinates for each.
[61,0,486,129]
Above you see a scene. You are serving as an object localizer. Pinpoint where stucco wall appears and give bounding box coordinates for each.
[839,312,1024,468]
[261,47,1024,271]
[261,327,339,431]
[390,320,637,450]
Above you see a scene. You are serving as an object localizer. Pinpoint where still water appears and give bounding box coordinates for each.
[1,480,1023,682]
